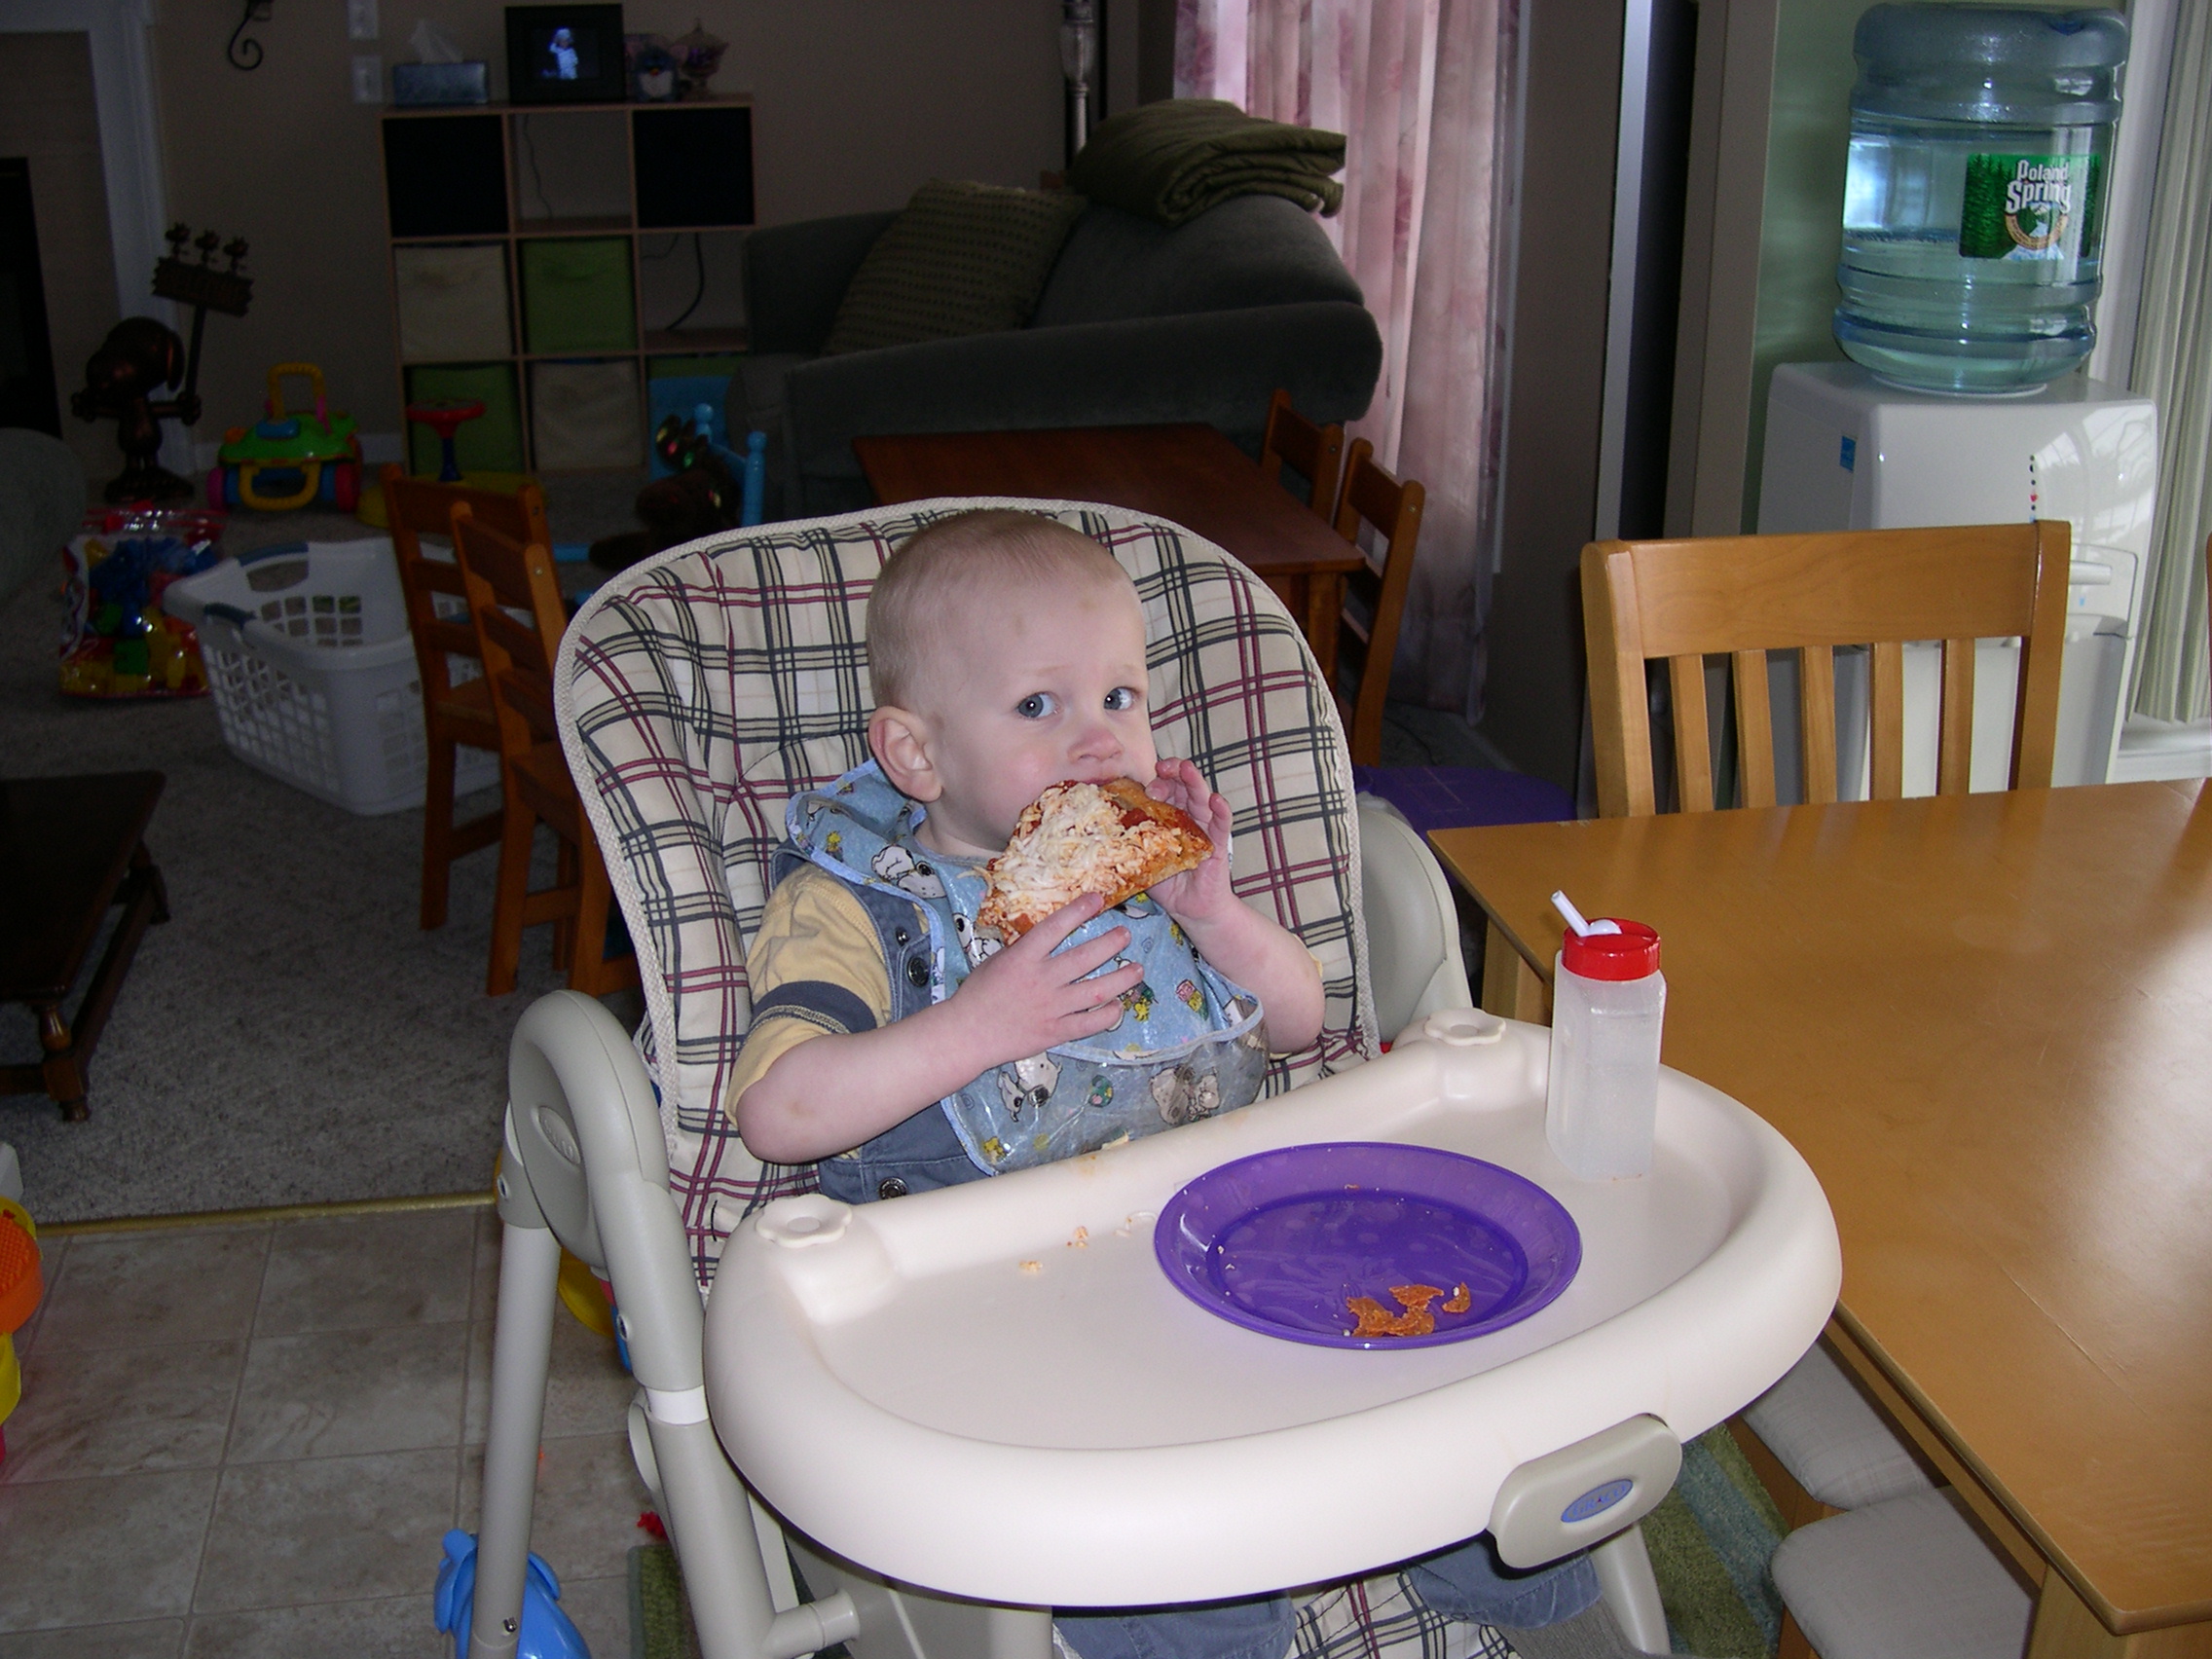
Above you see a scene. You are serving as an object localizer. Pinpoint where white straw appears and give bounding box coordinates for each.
[1551,891,1621,937]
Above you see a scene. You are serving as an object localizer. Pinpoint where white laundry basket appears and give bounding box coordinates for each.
[163,538,500,815]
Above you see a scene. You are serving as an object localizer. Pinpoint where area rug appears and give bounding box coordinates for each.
[0,487,639,1223]
[626,1429,1787,1659]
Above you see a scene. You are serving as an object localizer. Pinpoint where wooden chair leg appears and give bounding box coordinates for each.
[551,836,579,972]
[421,732,459,931]
[1727,1415,1843,1533]
[566,837,638,996]
[1779,1608,1818,1659]
[486,794,535,997]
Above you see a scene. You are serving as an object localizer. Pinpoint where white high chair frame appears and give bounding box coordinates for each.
[466,504,1683,1659]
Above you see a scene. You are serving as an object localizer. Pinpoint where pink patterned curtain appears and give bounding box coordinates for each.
[1176,0,1517,718]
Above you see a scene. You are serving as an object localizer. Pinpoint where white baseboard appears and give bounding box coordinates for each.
[192,431,404,472]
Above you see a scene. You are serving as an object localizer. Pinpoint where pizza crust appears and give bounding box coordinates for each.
[976,778,1213,940]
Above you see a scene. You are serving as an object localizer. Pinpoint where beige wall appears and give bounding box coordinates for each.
[152,0,1063,445]
[2,32,124,483]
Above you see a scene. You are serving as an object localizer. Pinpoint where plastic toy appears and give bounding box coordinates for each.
[0,1195,45,1467]
[408,398,486,483]
[58,507,223,698]
[432,1529,590,1659]
[352,401,536,529]
[208,362,363,512]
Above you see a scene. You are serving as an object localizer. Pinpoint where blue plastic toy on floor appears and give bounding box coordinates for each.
[434,1528,591,1659]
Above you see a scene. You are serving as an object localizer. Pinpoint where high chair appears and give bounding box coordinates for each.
[450,506,638,999]
[467,501,1839,1659]
[381,465,552,930]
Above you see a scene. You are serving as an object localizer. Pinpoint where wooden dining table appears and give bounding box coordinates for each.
[1429,780,2212,1658]
[852,424,1367,678]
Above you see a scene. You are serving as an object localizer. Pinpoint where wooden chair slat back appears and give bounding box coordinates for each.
[451,504,568,756]
[382,466,551,701]
[1259,388,1346,521]
[1666,655,1714,811]
[1582,521,2068,817]
[1328,438,1425,767]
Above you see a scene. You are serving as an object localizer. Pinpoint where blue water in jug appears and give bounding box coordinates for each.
[1833,5,2128,394]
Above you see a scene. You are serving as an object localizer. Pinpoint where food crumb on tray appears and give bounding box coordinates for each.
[1346,1281,1472,1339]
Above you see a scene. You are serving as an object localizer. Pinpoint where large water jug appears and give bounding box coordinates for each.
[1834,5,2127,394]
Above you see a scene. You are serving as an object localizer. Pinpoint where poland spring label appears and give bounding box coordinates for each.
[1958,153,2104,262]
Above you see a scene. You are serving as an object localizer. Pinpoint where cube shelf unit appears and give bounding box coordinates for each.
[377,98,754,475]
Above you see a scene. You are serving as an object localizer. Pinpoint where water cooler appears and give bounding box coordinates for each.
[1758,361,2158,793]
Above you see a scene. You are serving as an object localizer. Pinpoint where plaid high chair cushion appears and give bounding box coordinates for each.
[558,499,1380,1286]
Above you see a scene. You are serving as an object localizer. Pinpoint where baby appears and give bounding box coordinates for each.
[729,510,1615,1659]
[730,508,1322,1187]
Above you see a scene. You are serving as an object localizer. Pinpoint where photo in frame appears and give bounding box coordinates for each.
[505,5,627,104]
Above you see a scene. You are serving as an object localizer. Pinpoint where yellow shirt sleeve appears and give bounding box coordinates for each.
[723,865,897,1121]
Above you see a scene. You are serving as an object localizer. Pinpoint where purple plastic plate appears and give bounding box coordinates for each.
[1154,1142,1581,1349]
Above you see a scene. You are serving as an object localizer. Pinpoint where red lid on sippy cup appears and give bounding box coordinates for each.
[1561,920,1661,979]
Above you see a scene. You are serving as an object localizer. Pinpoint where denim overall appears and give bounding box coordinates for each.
[776,763,1268,1199]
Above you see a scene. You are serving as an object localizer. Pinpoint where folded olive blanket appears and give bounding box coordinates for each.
[1067,98,1346,227]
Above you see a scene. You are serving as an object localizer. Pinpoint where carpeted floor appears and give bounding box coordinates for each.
[1645,1428,1787,1657]
[0,480,644,1224]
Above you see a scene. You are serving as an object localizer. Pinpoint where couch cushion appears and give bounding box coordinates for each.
[1029,196,1364,329]
[822,179,1089,356]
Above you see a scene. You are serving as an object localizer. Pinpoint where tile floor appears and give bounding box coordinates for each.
[0,1205,650,1657]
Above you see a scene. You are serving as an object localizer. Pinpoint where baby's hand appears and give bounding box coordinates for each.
[951,893,1142,1070]
[1146,757,1235,924]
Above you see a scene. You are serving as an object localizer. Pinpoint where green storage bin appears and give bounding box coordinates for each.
[520,237,637,353]
[404,363,526,476]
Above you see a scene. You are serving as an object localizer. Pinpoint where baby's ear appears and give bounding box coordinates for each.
[869,705,940,801]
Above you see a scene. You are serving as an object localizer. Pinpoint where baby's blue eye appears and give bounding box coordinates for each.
[1016,692,1058,719]
[1104,686,1139,712]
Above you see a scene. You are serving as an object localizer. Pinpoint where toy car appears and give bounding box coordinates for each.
[208,362,362,511]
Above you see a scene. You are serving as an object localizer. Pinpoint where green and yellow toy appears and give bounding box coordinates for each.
[208,362,362,512]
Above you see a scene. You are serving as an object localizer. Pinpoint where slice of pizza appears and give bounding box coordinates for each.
[977,778,1214,940]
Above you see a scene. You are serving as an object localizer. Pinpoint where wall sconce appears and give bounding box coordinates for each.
[229,0,273,70]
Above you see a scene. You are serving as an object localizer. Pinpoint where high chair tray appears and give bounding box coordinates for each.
[706,1011,1840,1606]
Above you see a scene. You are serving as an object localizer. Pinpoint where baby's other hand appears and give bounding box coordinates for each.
[1147,757,1235,923]
[951,892,1142,1070]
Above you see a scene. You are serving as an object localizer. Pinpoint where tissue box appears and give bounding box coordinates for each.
[392,61,491,105]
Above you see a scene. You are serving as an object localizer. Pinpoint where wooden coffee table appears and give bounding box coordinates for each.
[0,772,169,1121]
[853,424,1368,679]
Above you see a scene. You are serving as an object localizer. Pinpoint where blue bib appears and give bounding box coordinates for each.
[785,763,1268,1174]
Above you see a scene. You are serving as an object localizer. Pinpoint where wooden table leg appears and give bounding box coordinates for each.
[1479,918,1550,1024]
[36,1004,87,1122]
[2028,1568,2212,1659]
[1304,573,1343,686]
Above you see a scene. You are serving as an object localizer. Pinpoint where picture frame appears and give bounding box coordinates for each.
[504,5,627,104]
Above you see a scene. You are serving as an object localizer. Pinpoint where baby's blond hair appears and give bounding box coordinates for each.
[867,510,1134,711]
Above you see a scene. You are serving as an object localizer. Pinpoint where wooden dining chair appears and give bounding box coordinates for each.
[1581,521,2070,819]
[382,465,553,930]
[1328,439,1426,768]
[449,505,637,999]
[1258,388,1346,522]
[1582,519,2069,1614]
